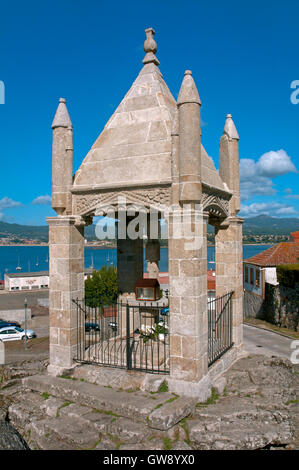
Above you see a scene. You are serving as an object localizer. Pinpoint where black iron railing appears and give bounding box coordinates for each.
[73,299,170,374]
[208,291,234,367]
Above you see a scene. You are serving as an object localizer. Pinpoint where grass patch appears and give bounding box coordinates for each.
[244,318,299,340]
[163,437,172,450]
[196,388,219,408]
[106,432,124,450]
[94,408,120,418]
[165,394,179,404]
[60,401,73,408]
[158,380,168,393]
[154,403,163,410]
[180,417,191,446]
[285,399,299,406]
[59,375,77,381]
[41,392,51,400]
[89,439,101,450]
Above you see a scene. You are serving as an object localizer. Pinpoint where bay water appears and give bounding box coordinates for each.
[0,245,273,280]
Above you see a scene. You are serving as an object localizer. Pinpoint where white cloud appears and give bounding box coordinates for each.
[240,202,297,217]
[32,195,52,205]
[0,197,22,210]
[276,206,297,215]
[256,150,297,177]
[285,193,299,200]
[240,150,297,201]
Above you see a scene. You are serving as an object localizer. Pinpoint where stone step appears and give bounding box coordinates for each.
[27,416,100,450]
[9,391,46,428]
[22,374,192,430]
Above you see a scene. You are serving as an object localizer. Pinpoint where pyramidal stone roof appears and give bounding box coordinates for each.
[73,28,227,194]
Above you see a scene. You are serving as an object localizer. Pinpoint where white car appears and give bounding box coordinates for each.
[0,326,36,342]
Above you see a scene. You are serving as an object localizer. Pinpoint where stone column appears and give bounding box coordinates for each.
[145,240,160,279]
[117,215,144,298]
[47,216,85,374]
[51,98,73,216]
[216,113,243,351]
[215,217,244,349]
[169,208,208,384]
[219,114,240,217]
[145,214,160,279]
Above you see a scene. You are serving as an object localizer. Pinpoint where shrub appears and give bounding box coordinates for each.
[276,264,299,289]
[85,266,118,307]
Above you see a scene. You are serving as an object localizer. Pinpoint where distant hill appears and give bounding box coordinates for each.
[242,215,299,235]
[0,221,48,242]
[0,220,96,242]
[0,215,298,243]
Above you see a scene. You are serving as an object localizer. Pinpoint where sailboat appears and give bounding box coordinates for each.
[16,256,21,271]
[36,257,39,267]
[90,254,94,269]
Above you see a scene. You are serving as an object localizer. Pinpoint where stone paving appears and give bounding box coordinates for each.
[0,354,298,450]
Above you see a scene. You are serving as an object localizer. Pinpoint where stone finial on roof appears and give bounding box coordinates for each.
[177,70,201,106]
[51,98,73,129]
[223,113,239,140]
[142,27,160,66]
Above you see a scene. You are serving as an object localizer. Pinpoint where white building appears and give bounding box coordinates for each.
[4,269,94,292]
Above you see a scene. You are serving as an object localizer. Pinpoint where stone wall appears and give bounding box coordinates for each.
[243,290,263,319]
[263,283,299,332]
[0,309,32,324]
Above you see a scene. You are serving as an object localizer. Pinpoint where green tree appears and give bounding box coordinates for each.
[85,266,118,307]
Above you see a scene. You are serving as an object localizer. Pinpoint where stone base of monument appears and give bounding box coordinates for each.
[2,354,298,450]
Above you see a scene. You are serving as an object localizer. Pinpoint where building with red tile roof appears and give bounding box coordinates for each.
[290,231,299,243]
[243,235,299,311]
[244,241,299,267]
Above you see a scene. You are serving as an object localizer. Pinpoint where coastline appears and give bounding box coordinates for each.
[0,242,277,248]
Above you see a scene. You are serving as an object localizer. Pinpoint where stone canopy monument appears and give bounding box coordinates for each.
[47,28,244,398]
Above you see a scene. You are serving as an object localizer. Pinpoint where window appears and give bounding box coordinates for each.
[255,269,260,288]
[244,266,249,283]
[250,268,254,285]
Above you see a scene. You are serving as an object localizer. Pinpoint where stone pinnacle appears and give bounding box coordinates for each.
[142,27,160,66]
[223,114,239,140]
[51,97,73,129]
[177,70,201,106]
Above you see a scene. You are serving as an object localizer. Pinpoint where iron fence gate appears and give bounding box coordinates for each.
[208,291,234,367]
[72,298,170,374]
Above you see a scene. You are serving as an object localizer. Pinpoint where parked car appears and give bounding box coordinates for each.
[109,321,117,332]
[0,321,21,328]
[0,326,36,342]
[85,322,100,332]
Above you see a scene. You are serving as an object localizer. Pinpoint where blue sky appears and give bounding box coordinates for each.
[0,0,298,225]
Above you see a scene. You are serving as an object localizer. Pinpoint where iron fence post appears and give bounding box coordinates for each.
[126,303,131,370]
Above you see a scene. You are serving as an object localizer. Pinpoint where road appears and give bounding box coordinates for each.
[0,290,49,309]
[243,324,295,360]
[0,290,296,362]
